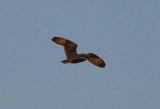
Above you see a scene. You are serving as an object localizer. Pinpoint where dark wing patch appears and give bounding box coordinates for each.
[52,37,78,58]
[86,53,106,68]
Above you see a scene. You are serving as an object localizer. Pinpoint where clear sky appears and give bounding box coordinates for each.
[0,0,160,109]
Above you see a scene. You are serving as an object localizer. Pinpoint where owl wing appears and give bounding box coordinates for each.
[52,37,78,59]
[84,53,106,68]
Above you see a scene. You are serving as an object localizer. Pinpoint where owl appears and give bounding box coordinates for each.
[52,37,106,68]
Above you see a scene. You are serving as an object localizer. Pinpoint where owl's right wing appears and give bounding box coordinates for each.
[52,37,78,58]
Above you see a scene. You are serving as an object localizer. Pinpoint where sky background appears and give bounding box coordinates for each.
[0,0,160,109]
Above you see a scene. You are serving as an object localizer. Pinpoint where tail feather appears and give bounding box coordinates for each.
[61,60,70,64]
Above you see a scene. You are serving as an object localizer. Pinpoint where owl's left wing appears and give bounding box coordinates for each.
[84,53,106,68]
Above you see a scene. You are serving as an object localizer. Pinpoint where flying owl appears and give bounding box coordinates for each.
[51,36,106,68]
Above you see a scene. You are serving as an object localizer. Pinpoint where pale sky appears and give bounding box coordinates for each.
[0,0,160,109]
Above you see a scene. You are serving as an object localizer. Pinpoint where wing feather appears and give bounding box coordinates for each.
[52,37,77,59]
[85,53,106,68]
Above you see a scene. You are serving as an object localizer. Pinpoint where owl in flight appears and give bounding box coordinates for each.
[52,36,106,68]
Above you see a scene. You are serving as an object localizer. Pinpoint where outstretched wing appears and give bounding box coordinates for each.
[51,37,78,59]
[85,53,106,68]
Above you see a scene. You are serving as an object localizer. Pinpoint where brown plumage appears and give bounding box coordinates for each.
[51,36,106,68]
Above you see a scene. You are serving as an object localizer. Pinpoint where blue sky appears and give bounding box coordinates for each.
[0,0,160,109]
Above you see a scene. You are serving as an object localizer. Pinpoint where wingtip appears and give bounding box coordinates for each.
[99,62,106,68]
[51,37,58,42]
[51,36,67,45]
